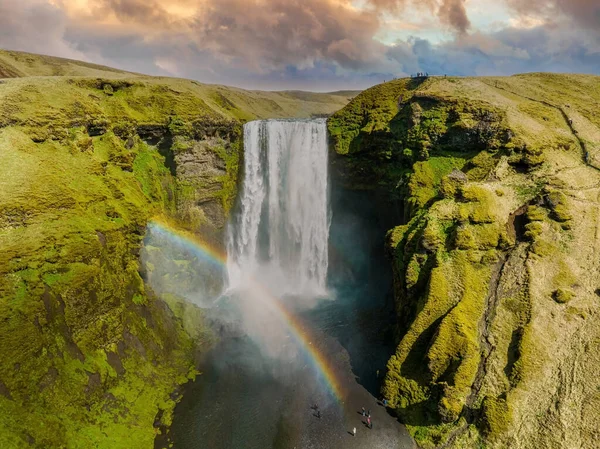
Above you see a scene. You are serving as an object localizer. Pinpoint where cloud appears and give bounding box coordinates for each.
[195,0,385,72]
[505,0,600,30]
[0,0,599,90]
[365,0,470,33]
[439,0,470,34]
[49,0,390,79]
[388,24,600,77]
[56,0,471,72]
[0,0,87,60]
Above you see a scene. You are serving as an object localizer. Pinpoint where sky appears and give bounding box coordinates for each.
[0,0,599,91]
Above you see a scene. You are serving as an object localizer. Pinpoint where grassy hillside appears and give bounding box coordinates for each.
[0,49,357,120]
[0,49,136,78]
[329,73,600,449]
[0,50,356,448]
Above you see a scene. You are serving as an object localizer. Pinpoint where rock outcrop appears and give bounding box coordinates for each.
[328,74,600,449]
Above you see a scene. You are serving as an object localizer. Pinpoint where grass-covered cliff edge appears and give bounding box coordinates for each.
[328,74,600,449]
[0,49,356,448]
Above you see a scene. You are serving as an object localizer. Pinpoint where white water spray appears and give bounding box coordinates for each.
[226,119,331,297]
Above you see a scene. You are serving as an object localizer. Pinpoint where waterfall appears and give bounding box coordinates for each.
[226,119,330,297]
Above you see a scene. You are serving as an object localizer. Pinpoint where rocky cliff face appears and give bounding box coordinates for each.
[0,61,354,448]
[328,74,600,449]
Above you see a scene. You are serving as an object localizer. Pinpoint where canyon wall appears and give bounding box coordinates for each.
[328,74,600,449]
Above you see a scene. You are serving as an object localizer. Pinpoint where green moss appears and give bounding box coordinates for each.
[524,222,544,241]
[551,204,572,223]
[162,294,213,343]
[461,205,491,225]
[553,260,577,288]
[383,265,452,408]
[466,151,498,181]
[408,157,467,215]
[387,224,410,249]
[405,254,428,289]
[209,129,242,214]
[526,205,547,222]
[440,177,459,199]
[420,220,445,252]
[409,418,470,449]
[553,288,574,304]
[383,248,491,431]
[522,145,545,166]
[133,142,173,206]
[460,184,491,203]
[438,385,466,423]
[328,79,412,156]
[103,83,114,95]
[480,396,512,438]
[408,161,437,211]
[455,223,501,250]
[546,191,572,222]
[427,254,490,419]
[0,221,198,448]
[531,239,557,257]
[167,116,189,136]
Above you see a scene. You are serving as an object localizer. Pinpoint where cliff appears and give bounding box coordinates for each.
[328,74,600,448]
[0,50,356,448]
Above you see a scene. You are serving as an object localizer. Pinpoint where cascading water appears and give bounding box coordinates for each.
[226,119,330,297]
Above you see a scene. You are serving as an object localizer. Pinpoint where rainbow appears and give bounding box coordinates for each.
[147,219,345,402]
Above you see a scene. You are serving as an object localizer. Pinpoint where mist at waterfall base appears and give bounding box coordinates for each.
[222,119,332,363]
[146,119,400,448]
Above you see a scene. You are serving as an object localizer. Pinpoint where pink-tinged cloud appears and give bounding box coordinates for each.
[0,0,598,90]
[506,0,600,30]
[196,0,385,71]
[439,0,470,34]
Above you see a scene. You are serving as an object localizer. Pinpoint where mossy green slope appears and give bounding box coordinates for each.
[0,119,199,449]
[0,50,356,449]
[329,74,600,449]
[0,49,135,78]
